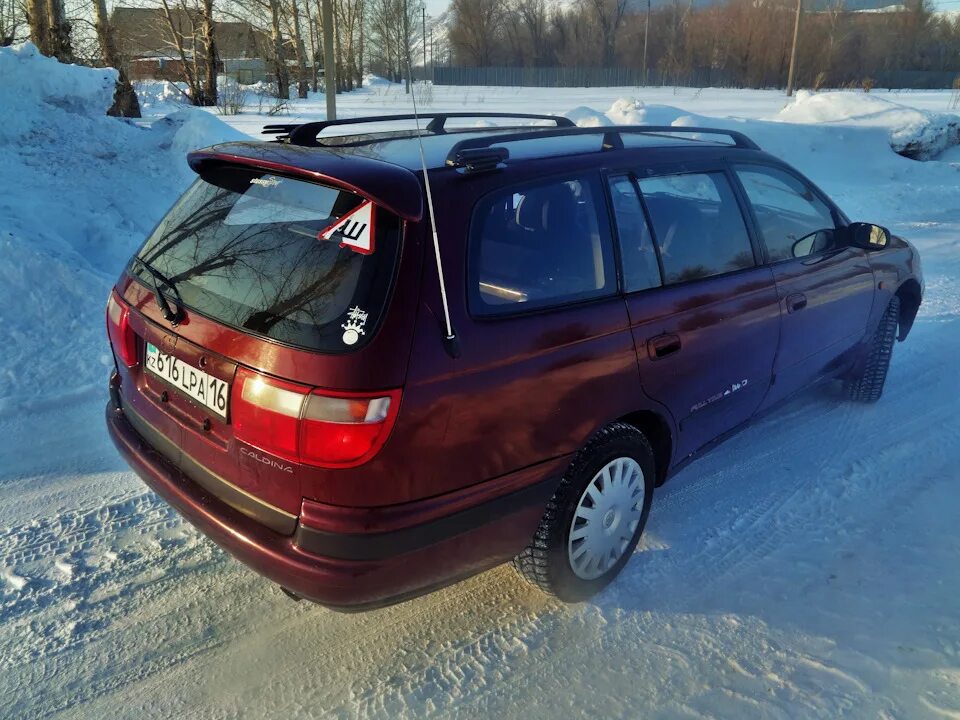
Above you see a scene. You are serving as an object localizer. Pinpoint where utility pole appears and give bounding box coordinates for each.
[642,0,650,85]
[422,7,427,82]
[322,0,336,119]
[430,28,434,79]
[786,0,802,97]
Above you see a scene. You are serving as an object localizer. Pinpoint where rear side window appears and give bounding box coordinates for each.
[734,165,836,262]
[469,175,615,315]
[637,171,755,284]
[607,175,662,293]
[130,167,400,353]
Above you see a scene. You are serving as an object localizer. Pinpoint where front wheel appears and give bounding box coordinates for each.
[846,295,900,403]
[513,423,655,602]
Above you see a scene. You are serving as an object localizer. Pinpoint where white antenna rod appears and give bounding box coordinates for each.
[407,67,457,351]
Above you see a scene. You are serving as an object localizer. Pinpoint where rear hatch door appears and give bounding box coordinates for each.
[120,162,407,527]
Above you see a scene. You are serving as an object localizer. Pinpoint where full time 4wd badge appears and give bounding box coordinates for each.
[319,200,376,255]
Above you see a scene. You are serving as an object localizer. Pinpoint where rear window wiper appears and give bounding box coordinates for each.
[134,257,185,325]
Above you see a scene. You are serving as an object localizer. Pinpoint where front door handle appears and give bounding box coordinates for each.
[647,333,681,360]
[786,292,808,313]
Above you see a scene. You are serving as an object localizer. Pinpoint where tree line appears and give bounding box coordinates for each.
[447,0,960,89]
[5,0,960,121]
[3,0,431,116]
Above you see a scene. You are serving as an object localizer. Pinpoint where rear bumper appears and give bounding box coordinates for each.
[105,400,558,610]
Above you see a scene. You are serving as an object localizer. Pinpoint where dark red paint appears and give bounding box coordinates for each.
[105,129,924,609]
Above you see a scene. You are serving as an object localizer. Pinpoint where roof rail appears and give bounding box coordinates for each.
[445,125,760,170]
[262,113,575,147]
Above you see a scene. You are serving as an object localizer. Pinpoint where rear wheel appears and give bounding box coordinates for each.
[846,295,900,403]
[513,423,654,602]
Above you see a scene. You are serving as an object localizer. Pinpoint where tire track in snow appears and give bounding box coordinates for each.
[4,271,957,719]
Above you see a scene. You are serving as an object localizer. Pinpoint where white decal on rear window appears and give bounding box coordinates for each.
[341,305,369,345]
[319,199,376,255]
[250,176,282,187]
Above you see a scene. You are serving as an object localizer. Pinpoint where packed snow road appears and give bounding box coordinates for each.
[2,224,958,718]
[2,45,960,719]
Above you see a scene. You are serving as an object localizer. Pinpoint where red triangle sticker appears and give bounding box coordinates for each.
[319,200,376,255]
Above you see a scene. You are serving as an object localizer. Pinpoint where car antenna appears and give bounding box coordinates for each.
[407,63,460,359]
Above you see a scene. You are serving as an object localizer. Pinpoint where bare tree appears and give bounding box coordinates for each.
[1,0,23,45]
[267,0,290,98]
[367,0,400,81]
[366,0,419,84]
[514,0,550,66]
[448,0,504,66]
[27,0,71,60]
[401,0,409,90]
[201,0,217,105]
[157,0,217,105]
[45,0,72,60]
[26,0,46,50]
[333,0,362,90]
[286,0,309,97]
[583,0,627,67]
[92,0,141,116]
[306,3,319,90]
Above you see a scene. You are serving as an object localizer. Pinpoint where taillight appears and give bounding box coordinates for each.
[300,390,401,466]
[106,291,137,367]
[232,367,400,468]
[233,370,308,463]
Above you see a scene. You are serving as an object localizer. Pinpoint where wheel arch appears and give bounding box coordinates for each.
[616,409,674,486]
[895,279,922,341]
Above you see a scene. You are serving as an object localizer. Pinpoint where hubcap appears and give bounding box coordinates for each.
[567,457,645,580]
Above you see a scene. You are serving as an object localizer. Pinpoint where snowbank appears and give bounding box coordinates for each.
[135,79,189,115]
[775,89,960,159]
[363,74,392,88]
[604,97,693,126]
[0,43,118,141]
[565,105,613,127]
[563,93,960,225]
[0,44,244,409]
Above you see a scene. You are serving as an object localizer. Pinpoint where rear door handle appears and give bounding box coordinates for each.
[647,333,681,360]
[786,293,808,313]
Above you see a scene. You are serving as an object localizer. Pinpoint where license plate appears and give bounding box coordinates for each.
[145,343,229,419]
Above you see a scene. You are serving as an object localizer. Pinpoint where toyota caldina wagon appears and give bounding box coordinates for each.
[105,113,923,609]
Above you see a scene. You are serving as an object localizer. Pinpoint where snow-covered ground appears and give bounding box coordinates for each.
[2,45,959,718]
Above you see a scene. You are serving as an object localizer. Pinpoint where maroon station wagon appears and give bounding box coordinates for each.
[105,113,924,609]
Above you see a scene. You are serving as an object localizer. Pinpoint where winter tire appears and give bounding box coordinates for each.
[513,423,655,602]
[847,295,900,403]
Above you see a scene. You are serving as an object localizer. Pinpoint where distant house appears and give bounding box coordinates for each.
[112,6,270,84]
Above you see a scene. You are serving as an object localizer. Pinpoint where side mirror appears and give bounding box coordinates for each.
[846,222,890,250]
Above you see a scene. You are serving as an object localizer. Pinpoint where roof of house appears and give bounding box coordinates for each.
[112,7,267,60]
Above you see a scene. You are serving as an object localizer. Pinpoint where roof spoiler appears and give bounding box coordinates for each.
[187,147,425,221]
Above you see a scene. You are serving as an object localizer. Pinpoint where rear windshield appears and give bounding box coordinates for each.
[130,166,401,353]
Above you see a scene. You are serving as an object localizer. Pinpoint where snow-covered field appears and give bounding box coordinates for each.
[2,44,959,719]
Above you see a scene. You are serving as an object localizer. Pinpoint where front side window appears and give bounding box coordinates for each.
[735,165,836,262]
[637,171,755,284]
[131,166,400,353]
[470,175,615,315]
[607,175,662,293]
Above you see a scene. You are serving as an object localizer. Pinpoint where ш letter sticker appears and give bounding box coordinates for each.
[319,200,376,255]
